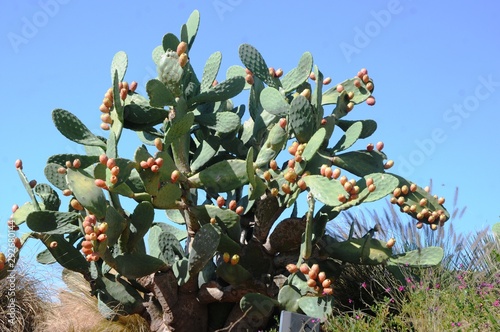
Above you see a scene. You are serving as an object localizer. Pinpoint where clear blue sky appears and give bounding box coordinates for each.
[1,1,499,272]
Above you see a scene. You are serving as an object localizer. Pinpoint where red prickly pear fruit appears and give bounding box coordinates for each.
[318,272,326,283]
[309,72,316,81]
[89,233,98,241]
[179,53,188,67]
[106,158,116,169]
[86,252,100,262]
[297,179,307,191]
[288,142,299,155]
[150,165,160,173]
[140,161,149,169]
[339,176,348,185]
[323,77,332,85]
[376,141,384,151]
[84,226,94,235]
[49,241,58,248]
[416,222,423,229]
[401,185,409,195]
[438,197,445,205]
[81,241,93,249]
[100,113,112,124]
[99,104,110,113]
[62,189,73,196]
[147,157,155,168]
[294,152,303,163]
[393,187,402,197]
[338,194,347,203]
[323,287,334,295]
[279,118,287,129]
[65,160,72,168]
[321,118,327,125]
[366,82,374,91]
[362,74,369,83]
[299,263,310,274]
[320,164,327,176]
[171,170,180,183]
[332,168,341,180]
[14,237,21,249]
[245,68,252,75]
[366,96,376,106]
[28,179,37,188]
[97,234,107,242]
[99,154,108,165]
[360,68,368,75]
[94,179,108,189]
[0,253,6,264]
[346,102,354,112]
[366,178,374,187]
[347,91,355,100]
[322,279,332,288]
[390,197,398,204]
[212,80,218,87]
[397,196,405,205]
[105,88,113,99]
[223,252,230,263]
[275,68,283,77]
[424,186,430,193]
[70,199,84,211]
[300,88,311,99]
[235,206,244,215]
[366,143,374,151]
[286,264,299,274]
[216,196,225,208]
[81,247,93,256]
[281,183,291,194]
[419,198,428,207]
[268,67,275,77]
[430,223,438,231]
[311,264,320,275]
[103,98,113,108]
[119,88,128,101]
[122,81,129,91]
[263,171,271,182]
[386,238,396,249]
[270,188,279,197]
[324,167,333,179]
[109,175,118,184]
[307,279,317,288]
[155,158,164,168]
[12,204,19,213]
[0,261,5,270]
[98,222,108,233]
[154,137,163,151]
[111,166,120,176]
[336,84,344,93]
[210,217,217,225]
[343,181,353,192]
[357,71,363,79]
[73,159,82,169]
[354,79,361,88]
[130,81,138,92]
[176,41,188,56]
[57,167,67,174]
[100,123,111,131]
[384,160,394,169]
[284,169,297,183]
[245,74,254,85]
[270,160,278,171]
[287,159,295,170]
[230,254,240,265]
[228,200,237,211]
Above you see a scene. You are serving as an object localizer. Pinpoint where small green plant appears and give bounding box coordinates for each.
[9,10,451,331]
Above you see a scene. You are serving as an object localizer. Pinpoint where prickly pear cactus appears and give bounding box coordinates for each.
[8,9,451,331]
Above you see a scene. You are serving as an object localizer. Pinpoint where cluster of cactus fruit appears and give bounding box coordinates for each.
[5,10,452,330]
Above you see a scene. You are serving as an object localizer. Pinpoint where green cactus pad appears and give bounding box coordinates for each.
[332,150,386,177]
[389,246,444,267]
[189,205,241,242]
[302,127,326,162]
[44,163,69,191]
[331,91,351,120]
[33,183,61,211]
[259,87,291,116]
[254,122,287,168]
[164,112,194,147]
[36,248,56,265]
[47,154,99,170]
[298,296,334,321]
[39,234,89,274]
[153,221,188,241]
[331,121,363,153]
[146,79,176,108]
[302,175,348,207]
[188,223,221,275]
[165,209,186,225]
[189,76,245,105]
[52,109,106,148]
[182,9,200,50]
[66,168,107,218]
[195,111,240,134]
[162,33,180,52]
[12,202,42,226]
[322,77,373,105]
[149,226,184,265]
[216,262,252,285]
[281,52,313,93]
[130,201,155,241]
[188,159,248,193]
[337,119,377,139]
[278,284,302,312]
[152,183,182,209]
[200,51,222,92]
[26,211,79,234]
[110,51,127,84]
[325,237,393,265]
[104,205,127,247]
[191,135,220,172]
[240,293,279,322]
[114,253,167,279]
[289,95,316,144]
[238,44,278,88]
[311,65,323,113]
[97,273,144,315]
[173,257,190,286]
